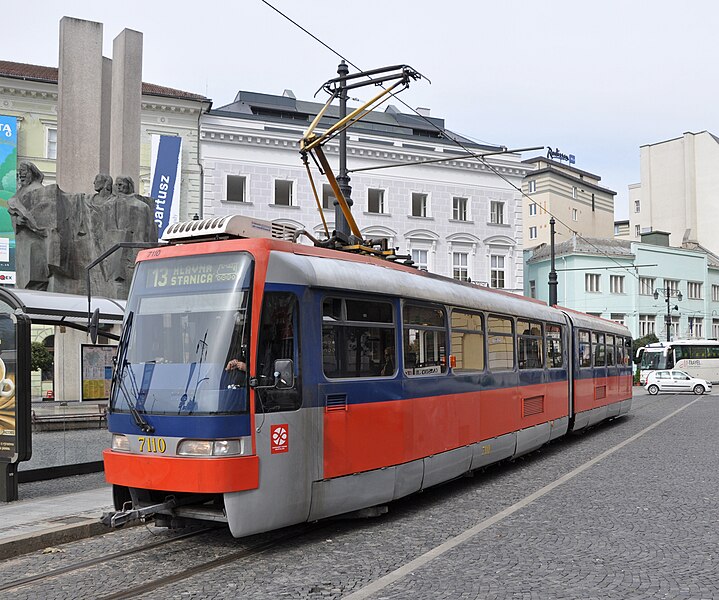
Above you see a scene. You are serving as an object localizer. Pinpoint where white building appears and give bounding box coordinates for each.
[200,90,530,292]
[629,131,719,254]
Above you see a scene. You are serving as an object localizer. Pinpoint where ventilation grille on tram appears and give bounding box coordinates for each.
[162,215,297,244]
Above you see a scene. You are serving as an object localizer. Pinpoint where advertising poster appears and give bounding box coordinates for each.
[0,314,17,461]
[0,116,17,285]
[82,344,115,400]
[149,134,182,237]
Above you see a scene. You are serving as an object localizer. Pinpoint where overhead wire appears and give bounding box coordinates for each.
[260,0,642,283]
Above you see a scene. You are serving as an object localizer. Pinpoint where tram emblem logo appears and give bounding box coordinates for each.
[271,424,289,454]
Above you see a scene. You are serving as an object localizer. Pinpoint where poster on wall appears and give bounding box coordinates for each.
[0,116,17,285]
[0,314,17,461]
[81,344,115,401]
[149,134,182,238]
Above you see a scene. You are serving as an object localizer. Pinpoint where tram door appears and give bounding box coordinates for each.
[224,291,311,536]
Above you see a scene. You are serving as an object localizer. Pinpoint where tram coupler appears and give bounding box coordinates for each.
[101,496,178,528]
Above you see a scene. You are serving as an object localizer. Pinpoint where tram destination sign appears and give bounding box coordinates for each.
[145,259,244,289]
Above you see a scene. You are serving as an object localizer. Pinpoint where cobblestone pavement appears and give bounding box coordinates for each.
[2,390,718,599]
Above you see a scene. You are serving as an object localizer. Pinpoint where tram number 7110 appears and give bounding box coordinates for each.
[138,437,167,454]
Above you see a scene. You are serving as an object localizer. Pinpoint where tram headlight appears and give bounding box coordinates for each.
[111,434,130,452]
[177,438,250,456]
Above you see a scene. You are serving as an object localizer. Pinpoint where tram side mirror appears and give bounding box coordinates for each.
[89,308,100,345]
[274,359,294,389]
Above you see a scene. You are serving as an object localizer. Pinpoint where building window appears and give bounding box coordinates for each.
[274,180,293,206]
[411,193,428,217]
[591,193,595,212]
[635,224,641,237]
[572,186,577,199]
[453,197,468,221]
[634,200,641,213]
[670,316,680,339]
[368,188,385,214]
[490,201,504,225]
[665,279,680,295]
[529,203,537,216]
[322,184,335,210]
[529,280,536,298]
[614,224,620,235]
[713,319,719,339]
[689,317,703,338]
[572,208,578,221]
[452,252,469,281]
[585,273,600,292]
[528,180,536,193]
[639,314,655,336]
[490,255,505,289]
[46,127,57,160]
[713,285,719,302]
[226,175,247,203]
[687,282,702,299]
[610,275,625,294]
[640,277,655,295]
[610,313,625,326]
[412,249,428,271]
[529,226,537,240]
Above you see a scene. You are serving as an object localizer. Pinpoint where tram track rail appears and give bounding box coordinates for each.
[0,527,215,593]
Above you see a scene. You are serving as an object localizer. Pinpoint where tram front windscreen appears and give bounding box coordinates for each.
[111,252,253,416]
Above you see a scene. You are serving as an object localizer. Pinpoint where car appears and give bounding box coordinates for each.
[644,370,712,395]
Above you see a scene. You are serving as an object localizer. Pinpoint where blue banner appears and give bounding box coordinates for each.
[0,115,17,284]
[149,135,182,237]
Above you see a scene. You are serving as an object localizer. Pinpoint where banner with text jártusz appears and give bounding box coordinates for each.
[149,134,182,237]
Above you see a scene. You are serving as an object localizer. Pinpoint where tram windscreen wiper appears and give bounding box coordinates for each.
[114,311,155,433]
[178,330,209,415]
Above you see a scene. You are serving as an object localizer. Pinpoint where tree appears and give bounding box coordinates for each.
[632,333,659,365]
[31,341,53,373]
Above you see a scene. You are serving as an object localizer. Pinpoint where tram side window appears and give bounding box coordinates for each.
[450,310,484,372]
[592,332,606,366]
[322,297,395,378]
[518,320,543,369]
[616,338,627,366]
[606,335,615,366]
[403,304,447,376]
[487,315,514,371]
[578,330,592,368]
[256,292,300,412]
[546,324,564,368]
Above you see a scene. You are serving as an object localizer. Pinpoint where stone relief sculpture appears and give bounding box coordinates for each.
[7,162,158,299]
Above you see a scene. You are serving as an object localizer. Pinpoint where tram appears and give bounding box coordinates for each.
[102,215,633,536]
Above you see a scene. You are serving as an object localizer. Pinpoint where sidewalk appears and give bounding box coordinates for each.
[0,480,113,560]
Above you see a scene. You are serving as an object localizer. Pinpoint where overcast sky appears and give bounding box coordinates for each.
[5,1,719,219]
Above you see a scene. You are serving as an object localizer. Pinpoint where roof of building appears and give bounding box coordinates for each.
[0,60,209,102]
[523,156,616,196]
[211,90,502,151]
[527,235,634,262]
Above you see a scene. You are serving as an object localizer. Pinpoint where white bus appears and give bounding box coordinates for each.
[637,339,719,384]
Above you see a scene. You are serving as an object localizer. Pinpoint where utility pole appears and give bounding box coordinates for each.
[335,61,353,236]
[548,217,558,306]
[654,285,682,342]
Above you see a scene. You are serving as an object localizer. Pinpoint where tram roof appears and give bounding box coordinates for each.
[0,287,125,326]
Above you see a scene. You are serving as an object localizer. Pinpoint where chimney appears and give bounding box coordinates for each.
[416,107,431,117]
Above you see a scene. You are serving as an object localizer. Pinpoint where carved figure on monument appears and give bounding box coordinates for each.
[91,174,113,204]
[97,174,158,298]
[7,161,77,291]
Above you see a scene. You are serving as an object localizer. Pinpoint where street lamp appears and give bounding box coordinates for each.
[654,286,682,342]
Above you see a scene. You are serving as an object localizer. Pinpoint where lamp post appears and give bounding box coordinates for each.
[654,286,682,342]
[548,217,558,306]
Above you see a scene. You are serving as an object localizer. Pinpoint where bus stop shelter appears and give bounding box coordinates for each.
[0,287,125,501]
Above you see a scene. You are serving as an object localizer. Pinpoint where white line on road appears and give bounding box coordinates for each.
[343,398,700,600]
